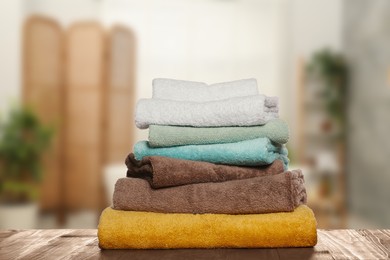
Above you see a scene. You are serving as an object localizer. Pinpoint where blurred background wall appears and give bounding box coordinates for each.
[0,0,389,229]
[0,0,22,114]
[344,0,390,227]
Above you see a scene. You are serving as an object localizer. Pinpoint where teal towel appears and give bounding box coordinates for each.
[134,138,289,169]
[149,119,289,147]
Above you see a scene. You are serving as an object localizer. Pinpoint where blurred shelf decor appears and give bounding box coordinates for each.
[297,49,349,229]
[0,106,53,228]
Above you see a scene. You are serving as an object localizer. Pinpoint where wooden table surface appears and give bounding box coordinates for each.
[0,229,389,260]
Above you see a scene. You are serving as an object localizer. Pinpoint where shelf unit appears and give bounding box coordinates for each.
[296,58,347,229]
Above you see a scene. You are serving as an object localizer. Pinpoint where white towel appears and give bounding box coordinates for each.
[152,78,259,102]
[135,95,278,129]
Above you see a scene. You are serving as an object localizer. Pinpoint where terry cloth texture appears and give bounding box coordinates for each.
[148,119,289,147]
[125,154,285,188]
[134,138,289,169]
[98,205,317,249]
[113,170,306,214]
[152,78,259,102]
[135,95,279,129]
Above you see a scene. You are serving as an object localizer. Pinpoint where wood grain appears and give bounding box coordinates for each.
[317,229,390,259]
[0,229,389,259]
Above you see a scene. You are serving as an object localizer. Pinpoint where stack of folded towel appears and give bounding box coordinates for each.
[98,78,317,249]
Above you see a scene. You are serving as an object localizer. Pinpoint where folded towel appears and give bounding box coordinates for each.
[149,119,289,147]
[98,205,317,249]
[135,95,278,129]
[113,170,306,214]
[126,154,285,188]
[134,138,289,169]
[152,78,259,101]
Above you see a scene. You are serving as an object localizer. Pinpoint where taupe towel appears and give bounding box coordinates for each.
[125,153,285,188]
[113,170,307,214]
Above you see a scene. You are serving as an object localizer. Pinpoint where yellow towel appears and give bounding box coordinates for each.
[98,205,317,249]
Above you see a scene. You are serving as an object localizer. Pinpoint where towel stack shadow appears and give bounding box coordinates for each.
[98,78,318,249]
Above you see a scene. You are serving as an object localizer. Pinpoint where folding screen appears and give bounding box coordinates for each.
[24,18,136,213]
[105,25,136,163]
[23,16,63,211]
[64,22,106,210]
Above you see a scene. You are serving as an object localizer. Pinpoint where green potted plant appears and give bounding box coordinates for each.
[0,106,53,229]
[307,48,349,134]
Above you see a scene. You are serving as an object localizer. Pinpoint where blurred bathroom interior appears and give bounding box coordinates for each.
[0,0,389,229]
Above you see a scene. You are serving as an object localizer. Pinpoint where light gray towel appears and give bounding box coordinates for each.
[152,78,259,102]
[135,95,279,129]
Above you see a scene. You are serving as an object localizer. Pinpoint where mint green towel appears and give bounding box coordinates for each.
[134,138,289,169]
[149,119,289,147]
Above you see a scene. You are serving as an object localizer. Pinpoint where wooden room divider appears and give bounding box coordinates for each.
[23,16,64,211]
[23,16,136,217]
[106,26,136,163]
[64,22,107,210]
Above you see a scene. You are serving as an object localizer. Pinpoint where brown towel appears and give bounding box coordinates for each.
[113,169,307,214]
[125,153,285,188]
